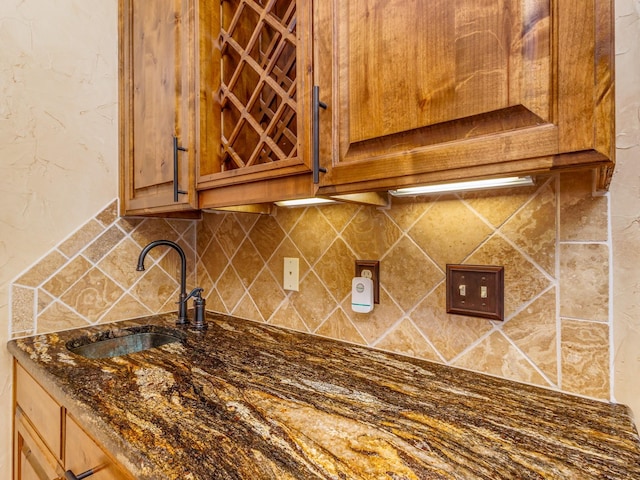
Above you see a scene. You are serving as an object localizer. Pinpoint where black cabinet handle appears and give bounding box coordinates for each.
[64,468,97,480]
[173,136,188,202]
[312,85,327,184]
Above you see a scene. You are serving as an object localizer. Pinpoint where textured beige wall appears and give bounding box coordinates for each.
[612,0,640,423]
[0,0,118,475]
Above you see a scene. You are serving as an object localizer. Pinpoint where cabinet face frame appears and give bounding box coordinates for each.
[313,0,614,194]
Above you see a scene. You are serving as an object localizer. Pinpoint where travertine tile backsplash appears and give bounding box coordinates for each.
[11,171,611,400]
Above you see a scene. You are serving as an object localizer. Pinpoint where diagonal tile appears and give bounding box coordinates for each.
[500,180,556,276]
[273,205,305,234]
[131,218,180,246]
[249,215,285,262]
[37,302,90,333]
[216,266,246,312]
[15,251,67,287]
[269,298,309,333]
[233,294,264,322]
[97,238,145,289]
[375,319,440,362]
[83,225,125,263]
[467,236,551,319]
[60,267,124,322]
[502,289,558,384]
[342,207,402,259]
[383,236,443,311]
[289,208,337,265]
[266,238,309,286]
[410,283,493,362]
[58,220,105,258]
[314,239,355,303]
[130,265,179,312]
[42,256,92,298]
[215,215,247,258]
[341,289,403,344]
[99,294,152,324]
[291,272,337,331]
[248,269,286,321]
[408,196,493,270]
[200,237,230,284]
[232,239,265,288]
[319,203,361,233]
[460,181,541,229]
[385,196,436,231]
[96,200,118,227]
[315,309,366,345]
[453,331,550,387]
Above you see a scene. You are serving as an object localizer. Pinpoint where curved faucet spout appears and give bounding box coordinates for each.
[137,240,189,325]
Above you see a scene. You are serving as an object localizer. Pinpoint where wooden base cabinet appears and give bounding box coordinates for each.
[314,0,615,194]
[13,363,132,480]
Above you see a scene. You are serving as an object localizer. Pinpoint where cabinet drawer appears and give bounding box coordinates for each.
[14,408,63,480]
[65,415,132,480]
[15,363,63,461]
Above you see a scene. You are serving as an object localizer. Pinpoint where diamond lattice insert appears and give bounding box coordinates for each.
[220,0,298,170]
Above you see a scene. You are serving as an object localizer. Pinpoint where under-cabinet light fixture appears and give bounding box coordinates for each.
[274,197,339,208]
[389,176,535,197]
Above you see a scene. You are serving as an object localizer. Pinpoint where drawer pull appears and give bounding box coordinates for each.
[64,465,103,480]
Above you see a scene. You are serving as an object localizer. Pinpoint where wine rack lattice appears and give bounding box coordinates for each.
[219,0,297,171]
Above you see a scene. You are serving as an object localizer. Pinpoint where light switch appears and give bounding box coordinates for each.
[446,264,504,321]
[283,257,299,291]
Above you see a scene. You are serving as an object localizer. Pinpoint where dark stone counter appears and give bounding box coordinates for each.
[8,312,640,479]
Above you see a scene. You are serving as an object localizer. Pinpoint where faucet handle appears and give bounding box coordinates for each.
[183,288,207,330]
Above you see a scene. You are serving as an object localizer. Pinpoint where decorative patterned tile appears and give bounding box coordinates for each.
[375,318,440,362]
[95,200,118,227]
[60,267,125,322]
[561,319,609,399]
[97,238,145,289]
[559,243,609,321]
[408,197,493,270]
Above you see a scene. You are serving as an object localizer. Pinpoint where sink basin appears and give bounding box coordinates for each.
[66,325,185,359]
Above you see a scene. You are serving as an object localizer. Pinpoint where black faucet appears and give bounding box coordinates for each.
[136,240,190,325]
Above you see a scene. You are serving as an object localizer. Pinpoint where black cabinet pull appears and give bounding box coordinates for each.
[173,136,188,202]
[64,467,99,480]
[312,85,327,184]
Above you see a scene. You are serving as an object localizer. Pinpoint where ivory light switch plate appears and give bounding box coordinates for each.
[446,264,504,320]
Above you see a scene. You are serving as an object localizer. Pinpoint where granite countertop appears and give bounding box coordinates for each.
[8,312,640,479]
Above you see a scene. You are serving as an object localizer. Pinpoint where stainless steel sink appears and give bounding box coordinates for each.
[66,325,184,359]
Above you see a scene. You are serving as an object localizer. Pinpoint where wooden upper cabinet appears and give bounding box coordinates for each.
[119,0,198,216]
[314,0,615,194]
[197,0,316,209]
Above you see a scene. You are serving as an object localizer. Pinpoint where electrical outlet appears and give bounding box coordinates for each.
[446,264,504,320]
[355,260,380,304]
[283,257,299,291]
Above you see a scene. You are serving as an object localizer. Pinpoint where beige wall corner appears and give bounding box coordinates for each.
[612,0,640,424]
[0,0,118,476]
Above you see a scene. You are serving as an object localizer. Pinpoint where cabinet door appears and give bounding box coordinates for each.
[65,415,132,480]
[196,0,316,208]
[120,0,198,216]
[314,0,614,193]
[14,409,62,480]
